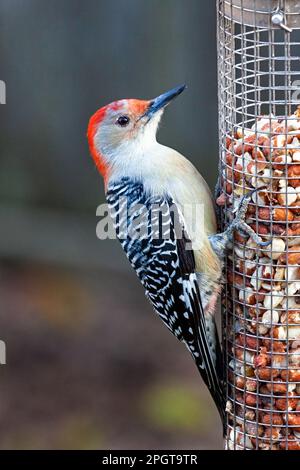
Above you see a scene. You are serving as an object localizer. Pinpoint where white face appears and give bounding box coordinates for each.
[93,100,163,171]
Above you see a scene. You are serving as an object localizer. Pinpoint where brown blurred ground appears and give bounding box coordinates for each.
[0,261,222,449]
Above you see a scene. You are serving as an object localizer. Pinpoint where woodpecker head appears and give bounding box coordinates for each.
[87,84,186,181]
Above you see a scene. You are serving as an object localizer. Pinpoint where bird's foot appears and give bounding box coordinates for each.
[230,190,272,247]
[209,190,271,258]
[230,189,272,247]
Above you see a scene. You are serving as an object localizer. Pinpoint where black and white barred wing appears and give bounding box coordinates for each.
[130,196,223,415]
[107,181,223,417]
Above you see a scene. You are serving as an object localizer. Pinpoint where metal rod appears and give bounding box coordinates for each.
[218,0,300,450]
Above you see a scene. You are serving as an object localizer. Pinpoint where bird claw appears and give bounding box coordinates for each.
[229,190,272,248]
[210,189,272,256]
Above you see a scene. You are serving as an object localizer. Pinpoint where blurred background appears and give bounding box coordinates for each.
[0,0,221,449]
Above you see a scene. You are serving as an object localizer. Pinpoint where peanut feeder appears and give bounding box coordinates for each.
[218,0,300,450]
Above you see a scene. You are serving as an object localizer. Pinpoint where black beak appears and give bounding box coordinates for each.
[144,84,186,118]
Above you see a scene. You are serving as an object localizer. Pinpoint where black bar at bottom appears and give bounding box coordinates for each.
[0,450,297,465]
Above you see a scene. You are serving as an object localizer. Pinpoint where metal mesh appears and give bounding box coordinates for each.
[218,0,300,450]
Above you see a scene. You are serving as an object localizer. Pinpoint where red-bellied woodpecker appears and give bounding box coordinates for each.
[87,85,268,420]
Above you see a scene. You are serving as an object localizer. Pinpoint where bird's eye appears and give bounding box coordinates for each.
[116,115,130,127]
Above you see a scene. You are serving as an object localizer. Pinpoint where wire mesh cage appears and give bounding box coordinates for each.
[217,0,300,450]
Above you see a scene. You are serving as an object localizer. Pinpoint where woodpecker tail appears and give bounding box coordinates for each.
[188,286,226,429]
[194,338,226,426]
